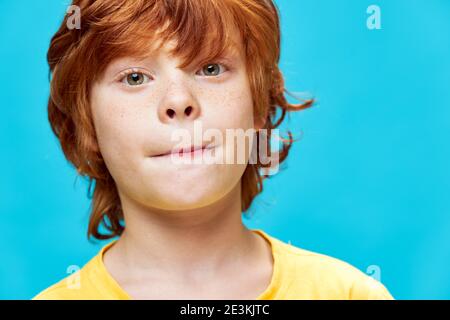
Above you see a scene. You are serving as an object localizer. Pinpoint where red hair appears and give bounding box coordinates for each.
[47,0,314,240]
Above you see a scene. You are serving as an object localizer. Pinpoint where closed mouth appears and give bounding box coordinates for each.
[152,143,215,158]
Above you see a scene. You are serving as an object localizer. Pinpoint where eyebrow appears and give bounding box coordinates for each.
[194,40,242,65]
[226,40,242,55]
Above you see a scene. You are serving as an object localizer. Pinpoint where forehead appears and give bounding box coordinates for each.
[145,23,245,65]
[93,1,250,78]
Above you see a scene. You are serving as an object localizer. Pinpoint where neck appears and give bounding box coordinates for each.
[110,181,258,280]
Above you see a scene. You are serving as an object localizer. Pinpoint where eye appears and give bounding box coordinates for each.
[119,71,150,86]
[197,63,228,77]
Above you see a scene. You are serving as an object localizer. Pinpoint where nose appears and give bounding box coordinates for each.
[157,81,201,125]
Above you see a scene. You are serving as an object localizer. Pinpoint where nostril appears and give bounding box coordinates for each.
[166,109,175,118]
[185,106,192,116]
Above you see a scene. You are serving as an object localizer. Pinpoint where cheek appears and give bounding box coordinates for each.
[90,86,151,176]
[203,79,255,131]
[199,83,255,168]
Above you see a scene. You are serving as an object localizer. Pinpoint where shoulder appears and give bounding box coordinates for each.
[32,269,88,300]
[267,234,394,300]
[32,251,105,300]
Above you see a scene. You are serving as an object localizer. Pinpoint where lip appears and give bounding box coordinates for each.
[152,143,215,158]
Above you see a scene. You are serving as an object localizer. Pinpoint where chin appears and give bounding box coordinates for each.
[141,184,222,211]
[151,197,218,211]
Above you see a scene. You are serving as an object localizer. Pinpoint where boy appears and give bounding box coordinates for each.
[34,0,393,300]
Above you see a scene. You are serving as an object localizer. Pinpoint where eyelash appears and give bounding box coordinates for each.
[117,67,150,86]
[117,61,232,86]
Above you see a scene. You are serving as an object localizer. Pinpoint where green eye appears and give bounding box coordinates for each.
[200,63,225,76]
[124,72,148,86]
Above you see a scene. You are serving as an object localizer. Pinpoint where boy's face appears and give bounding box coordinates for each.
[90,29,260,210]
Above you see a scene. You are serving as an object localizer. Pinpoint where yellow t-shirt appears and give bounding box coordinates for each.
[32,229,394,300]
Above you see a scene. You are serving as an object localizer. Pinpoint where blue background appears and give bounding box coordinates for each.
[1,0,449,299]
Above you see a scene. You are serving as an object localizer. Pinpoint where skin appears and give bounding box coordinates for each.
[90,26,273,299]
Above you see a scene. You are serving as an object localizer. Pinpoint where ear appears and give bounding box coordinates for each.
[254,114,266,131]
